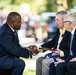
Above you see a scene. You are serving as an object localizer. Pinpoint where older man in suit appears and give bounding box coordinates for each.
[49,14,76,75]
[36,11,70,75]
[66,14,76,75]
[0,12,38,75]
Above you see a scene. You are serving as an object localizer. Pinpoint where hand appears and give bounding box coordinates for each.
[52,49,61,55]
[56,58,65,62]
[70,57,76,62]
[54,58,65,66]
[28,45,39,55]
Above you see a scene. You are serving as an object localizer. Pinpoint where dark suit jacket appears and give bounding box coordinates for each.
[0,23,30,69]
[65,29,76,62]
[41,29,70,60]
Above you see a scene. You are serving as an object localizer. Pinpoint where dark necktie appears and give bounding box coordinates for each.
[14,31,18,36]
[14,31,19,43]
[69,34,73,56]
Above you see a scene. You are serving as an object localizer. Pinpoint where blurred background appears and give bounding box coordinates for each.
[0,0,76,75]
[0,0,76,42]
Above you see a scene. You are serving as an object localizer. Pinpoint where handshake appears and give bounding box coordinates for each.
[28,45,57,55]
[28,45,39,55]
[28,45,46,55]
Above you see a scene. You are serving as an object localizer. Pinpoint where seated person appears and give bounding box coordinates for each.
[30,11,69,75]
[49,14,76,75]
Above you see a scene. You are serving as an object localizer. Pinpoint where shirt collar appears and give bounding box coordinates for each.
[71,26,76,35]
[59,28,65,35]
[8,25,15,32]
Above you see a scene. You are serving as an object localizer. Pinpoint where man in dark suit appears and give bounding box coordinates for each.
[0,12,38,75]
[66,15,76,75]
[36,11,70,75]
[67,58,76,75]
[49,14,76,75]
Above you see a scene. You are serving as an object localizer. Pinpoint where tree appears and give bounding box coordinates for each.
[0,0,75,14]
[67,0,73,10]
[45,0,57,12]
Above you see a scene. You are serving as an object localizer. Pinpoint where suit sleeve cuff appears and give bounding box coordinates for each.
[27,48,32,58]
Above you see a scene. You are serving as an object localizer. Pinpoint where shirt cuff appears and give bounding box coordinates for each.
[60,51,64,57]
[38,46,43,53]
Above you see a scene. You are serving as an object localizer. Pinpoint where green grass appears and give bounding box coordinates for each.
[23,68,35,75]
[21,58,36,75]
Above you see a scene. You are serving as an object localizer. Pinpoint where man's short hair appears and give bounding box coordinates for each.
[64,14,76,25]
[56,10,67,20]
[7,12,21,23]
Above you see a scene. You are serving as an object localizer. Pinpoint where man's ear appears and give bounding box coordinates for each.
[7,21,14,28]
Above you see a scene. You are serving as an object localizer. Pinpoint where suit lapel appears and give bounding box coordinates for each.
[55,30,60,48]
[4,23,20,46]
[60,31,68,45]
[69,29,76,55]
[72,29,76,50]
[72,29,76,42]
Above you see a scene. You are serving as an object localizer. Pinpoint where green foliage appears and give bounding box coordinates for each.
[45,0,57,12]
[23,68,35,75]
[21,58,36,75]
[67,0,73,10]
[0,0,75,14]
[0,0,11,9]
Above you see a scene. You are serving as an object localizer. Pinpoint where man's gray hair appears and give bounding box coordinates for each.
[56,10,67,20]
[64,14,76,25]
